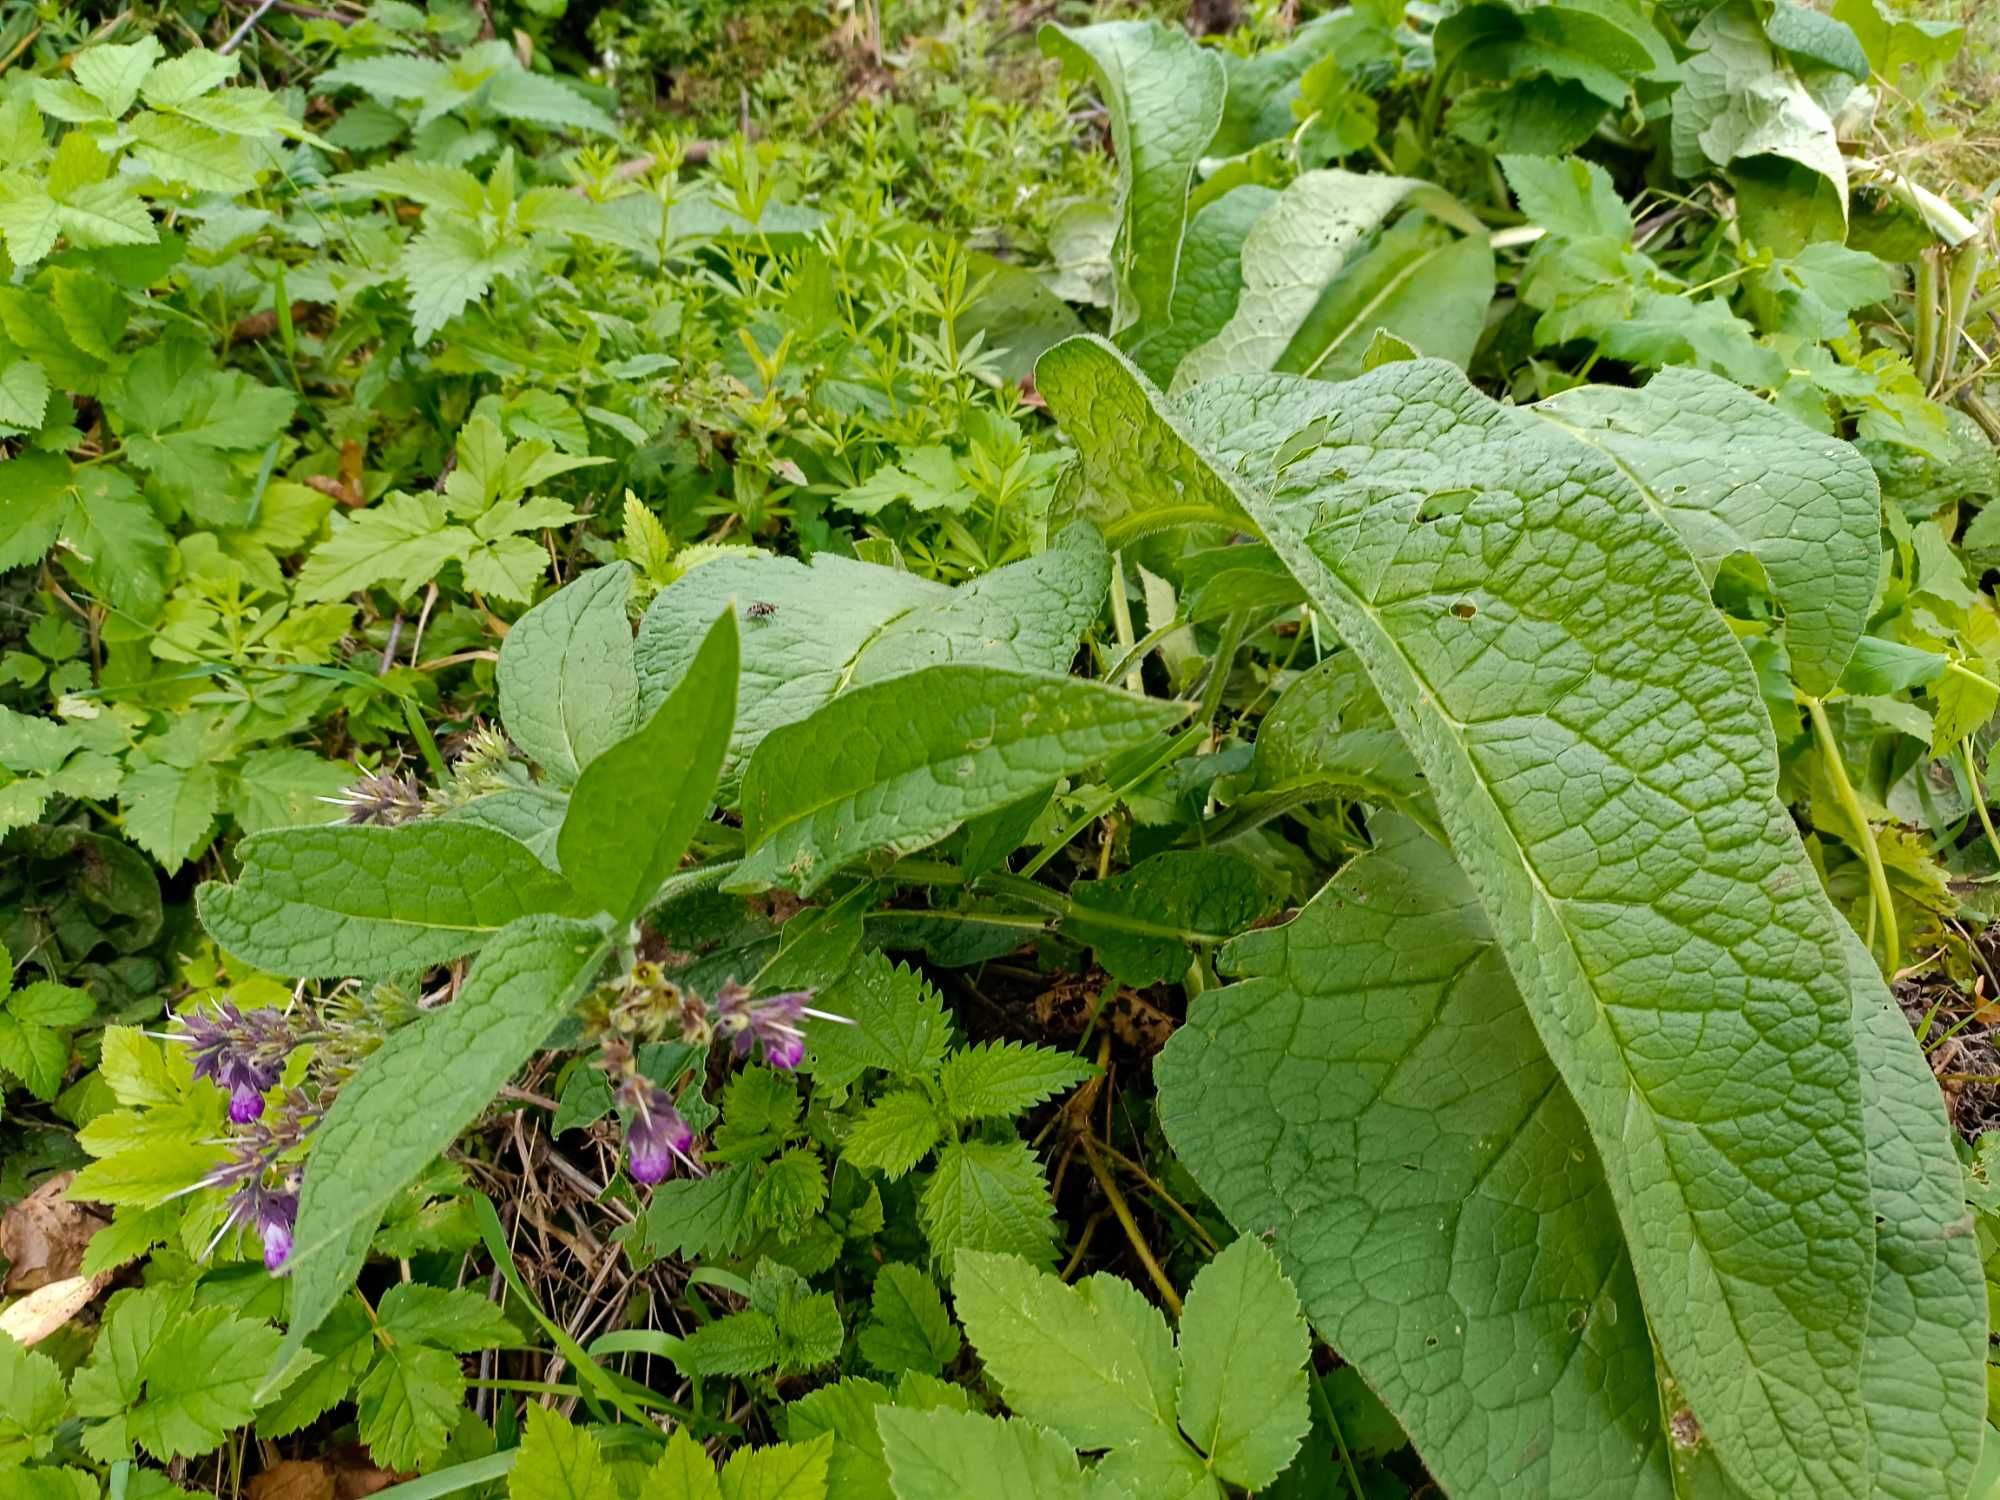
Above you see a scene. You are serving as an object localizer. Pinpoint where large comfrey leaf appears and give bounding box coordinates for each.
[1048,348,1890,1499]
[1038,21,1225,336]
[1532,365,1878,697]
[267,915,610,1385]
[559,610,737,924]
[1170,172,1427,391]
[197,822,582,978]
[1124,185,1277,388]
[635,526,1109,787]
[496,560,640,787]
[1158,821,1675,1498]
[729,665,1181,895]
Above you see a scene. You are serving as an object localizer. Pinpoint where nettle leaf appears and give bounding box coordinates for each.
[497,561,640,787]
[561,610,736,922]
[1140,357,1975,1498]
[919,1138,1058,1273]
[808,954,951,1090]
[1037,21,1226,334]
[197,822,581,978]
[841,1090,942,1180]
[731,665,1179,895]
[645,1165,756,1260]
[634,526,1109,785]
[1533,365,1879,697]
[1064,850,1278,986]
[857,1264,961,1378]
[356,1343,463,1471]
[877,1406,1129,1500]
[269,916,610,1381]
[937,1043,1092,1122]
[1159,824,1674,1496]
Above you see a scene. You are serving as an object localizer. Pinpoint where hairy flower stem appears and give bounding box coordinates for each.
[1807,697,1899,975]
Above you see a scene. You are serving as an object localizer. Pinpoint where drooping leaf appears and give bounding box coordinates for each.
[196,823,580,978]
[269,916,610,1382]
[1124,185,1278,388]
[560,610,737,922]
[1037,21,1226,334]
[731,666,1179,895]
[1157,823,1675,1497]
[1064,850,1278,985]
[1157,358,1883,1499]
[1532,365,1880,696]
[496,561,640,787]
[1172,171,1424,390]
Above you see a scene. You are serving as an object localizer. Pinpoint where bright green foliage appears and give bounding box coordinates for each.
[0,1334,66,1466]
[0,941,93,1100]
[560,610,737,922]
[497,561,641,787]
[272,917,611,1378]
[197,822,581,978]
[878,1407,1130,1500]
[1533,365,1880,695]
[732,665,1180,894]
[950,1241,1309,1497]
[857,1265,962,1377]
[1159,825,1674,1496]
[1038,23,1225,334]
[70,1288,284,1463]
[634,527,1110,786]
[1105,352,1987,1496]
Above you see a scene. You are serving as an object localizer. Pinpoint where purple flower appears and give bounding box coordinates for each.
[618,1078,699,1185]
[179,1002,292,1123]
[324,768,427,826]
[254,1186,298,1272]
[710,984,847,1072]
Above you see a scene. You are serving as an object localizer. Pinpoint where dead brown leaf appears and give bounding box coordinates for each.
[3,1172,105,1292]
[248,1460,336,1500]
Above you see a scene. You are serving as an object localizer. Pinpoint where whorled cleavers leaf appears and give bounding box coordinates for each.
[196,822,582,979]
[1123,357,1893,1499]
[559,607,738,924]
[495,559,640,787]
[729,664,1182,896]
[1158,821,1676,1497]
[1531,365,1879,697]
[263,914,610,1391]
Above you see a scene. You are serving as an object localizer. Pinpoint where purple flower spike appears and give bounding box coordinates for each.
[619,1078,699,1185]
[179,1001,291,1123]
[710,984,847,1072]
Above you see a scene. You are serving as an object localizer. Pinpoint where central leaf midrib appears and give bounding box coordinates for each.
[1263,522,1827,1492]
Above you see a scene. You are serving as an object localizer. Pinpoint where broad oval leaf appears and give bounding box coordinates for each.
[1037,20,1226,335]
[634,528,1108,786]
[1158,823,1676,1497]
[495,560,639,786]
[1533,365,1878,697]
[1148,360,1880,1499]
[196,822,580,978]
[1125,184,1278,388]
[731,665,1182,895]
[559,609,737,923]
[270,915,609,1380]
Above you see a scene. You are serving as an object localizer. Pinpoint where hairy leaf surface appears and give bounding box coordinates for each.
[635,531,1107,784]
[197,823,579,978]
[496,561,639,786]
[731,665,1179,894]
[1154,359,1880,1499]
[1158,824,1674,1497]
[1533,366,1878,696]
